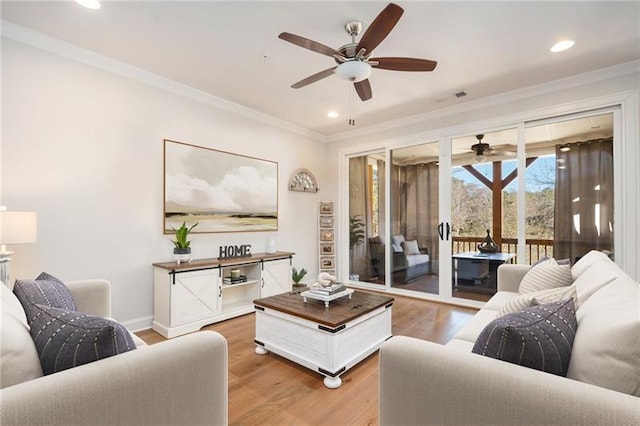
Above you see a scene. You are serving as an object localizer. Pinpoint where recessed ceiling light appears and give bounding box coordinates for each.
[76,0,100,9]
[550,40,574,53]
[327,111,339,119]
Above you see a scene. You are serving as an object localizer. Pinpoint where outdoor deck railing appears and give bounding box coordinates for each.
[452,236,554,265]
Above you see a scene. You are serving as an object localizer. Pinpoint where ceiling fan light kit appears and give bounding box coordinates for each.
[335,61,371,82]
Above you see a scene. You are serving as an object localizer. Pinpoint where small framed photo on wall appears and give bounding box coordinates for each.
[320,243,334,255]
[320,230,334,242]
[320,257,335,269]
[319,216,334,228]
[319,201,334,215]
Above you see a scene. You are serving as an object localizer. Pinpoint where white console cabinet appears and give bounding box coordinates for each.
[153,251,293,338]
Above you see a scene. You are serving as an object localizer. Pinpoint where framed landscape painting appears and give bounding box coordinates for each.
[164,139,278,233]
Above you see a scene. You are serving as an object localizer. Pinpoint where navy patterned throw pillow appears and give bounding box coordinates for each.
[29,304,136,375]
[13,272,77,319]
[472,299,577,376]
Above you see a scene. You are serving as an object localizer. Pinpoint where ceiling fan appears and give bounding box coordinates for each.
[278,2,437,101]
[468,134,516,163]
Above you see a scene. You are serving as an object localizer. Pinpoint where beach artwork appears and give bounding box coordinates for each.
[164,140,278,233]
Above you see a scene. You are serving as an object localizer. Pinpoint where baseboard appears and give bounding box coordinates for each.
[122,315,154,332]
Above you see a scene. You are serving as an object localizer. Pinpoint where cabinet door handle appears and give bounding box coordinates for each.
[261,278,265,288]
[218,286,222,297]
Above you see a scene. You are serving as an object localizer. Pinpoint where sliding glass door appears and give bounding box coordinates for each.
[449,129,519,302]
[344,107,619,304]
[389,143,441,295]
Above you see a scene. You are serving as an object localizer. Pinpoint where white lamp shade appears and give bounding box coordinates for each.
[0,211,37,244]
[335,61,372,83]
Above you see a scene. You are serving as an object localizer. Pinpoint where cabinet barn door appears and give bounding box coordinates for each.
[171,269,220,326]
[261,259,292,298]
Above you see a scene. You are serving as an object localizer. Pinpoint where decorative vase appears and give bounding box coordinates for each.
[173,247,192,264]
[477,229,499,253]
[265,235,276,254]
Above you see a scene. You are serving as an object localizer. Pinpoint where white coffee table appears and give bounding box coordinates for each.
[253,291,394,388]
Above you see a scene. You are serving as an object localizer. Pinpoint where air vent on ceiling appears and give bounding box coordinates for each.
[454,90,467,98]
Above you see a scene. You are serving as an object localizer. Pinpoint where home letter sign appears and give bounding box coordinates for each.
[218,244,252,259]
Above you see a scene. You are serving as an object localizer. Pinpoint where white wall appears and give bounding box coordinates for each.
[1,39,327,327]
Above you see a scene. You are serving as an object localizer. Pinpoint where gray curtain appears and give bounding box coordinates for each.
[392,163,440,271]
[349,156,372,278]
[554,138,613,262]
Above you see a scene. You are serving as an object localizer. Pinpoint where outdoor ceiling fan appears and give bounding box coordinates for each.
[278,3,437,101]
[469,134,516,163]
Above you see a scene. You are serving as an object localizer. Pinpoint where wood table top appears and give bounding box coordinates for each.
[153,251,294,270]
[254,290,394,328]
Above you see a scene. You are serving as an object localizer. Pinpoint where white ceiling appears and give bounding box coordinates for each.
[2,1,639,138]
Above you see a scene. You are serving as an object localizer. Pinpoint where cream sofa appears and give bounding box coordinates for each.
[379,251,640,425]
[1,279,228,426]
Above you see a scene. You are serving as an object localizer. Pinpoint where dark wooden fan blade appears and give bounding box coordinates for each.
[354,79,372,101]
[372,57,437,71]
[279,32,340,57]
[291,67,336,89]
[356,3,404,54]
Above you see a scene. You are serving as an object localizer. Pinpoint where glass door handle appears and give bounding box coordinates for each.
[446,223,451,241]
[438,223,444,240]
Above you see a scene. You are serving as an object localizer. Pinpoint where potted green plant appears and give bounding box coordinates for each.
[292,267,307,284]
[171,221,198,263]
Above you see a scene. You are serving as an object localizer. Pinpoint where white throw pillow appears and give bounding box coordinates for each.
[1,284,44,388]
[401,240,420,256]
[567,276,640,396]
[572,258,626,306]
[391,234,405,248]
[519,258,573,294]
[531,284,578,307]
[498,293,535,316]
[499,285,578,316]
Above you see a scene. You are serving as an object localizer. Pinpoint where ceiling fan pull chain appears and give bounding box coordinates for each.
[348,86,356,126]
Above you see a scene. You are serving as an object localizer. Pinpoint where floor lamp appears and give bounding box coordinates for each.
[0,210,37,287]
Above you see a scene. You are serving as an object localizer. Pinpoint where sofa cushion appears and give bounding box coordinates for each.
[1,283,43,388]
[571,250,611,280]
[405,254,429,267]
[401,240,420,255]
[13,272,77,316]
[451,309,500,343]
[519,258,572,294]
[29,304,137,375]
[472,299,577,376]
[567,276,640,396]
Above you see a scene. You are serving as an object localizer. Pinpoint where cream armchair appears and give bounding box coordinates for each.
[1,279,228,426]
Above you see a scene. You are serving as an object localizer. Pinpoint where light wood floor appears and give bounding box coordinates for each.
[136,291,478,426]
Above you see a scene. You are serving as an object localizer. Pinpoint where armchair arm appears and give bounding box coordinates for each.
[496,264,530,292]
[379,336,639,426]
[65,279,111,317]
[0,331,228,426]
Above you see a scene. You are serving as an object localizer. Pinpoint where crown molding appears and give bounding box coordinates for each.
[327,59,640,143]
[1,20,327,143]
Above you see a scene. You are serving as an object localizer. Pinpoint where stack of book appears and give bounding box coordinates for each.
[223,275,248,285]
[309,283,346,295]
